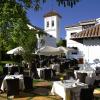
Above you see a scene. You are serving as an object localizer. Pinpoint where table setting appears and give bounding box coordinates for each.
[51,79,88,100]
[1,74,25,91]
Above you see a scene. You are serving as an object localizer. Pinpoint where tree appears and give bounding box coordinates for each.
[15,0,80,10]
[0,0,80,77]
[56,39,66,47]
[0,1,38,77]
[0,0,80,53]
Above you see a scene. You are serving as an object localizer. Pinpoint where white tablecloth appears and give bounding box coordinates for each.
[1,74,25,91]
[74,70,96,78]
[37,68,46,77]
[5,64,18,67]
[74,70,96,85]
[51,80,88,100]
[37,68,53,78]
[50,63,60,72]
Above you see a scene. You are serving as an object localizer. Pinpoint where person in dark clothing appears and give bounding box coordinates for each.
[30,61,39,79]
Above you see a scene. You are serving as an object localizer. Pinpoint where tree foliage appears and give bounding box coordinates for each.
[0,0,80,52]
[0,1,37,63]
[0,0,80,76]
[56,0,80,7]
[56,39,66,47]
[0,1,28,50]
[16,0,80,10]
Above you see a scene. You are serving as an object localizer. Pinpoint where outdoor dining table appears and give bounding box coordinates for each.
[4,64,19,75]
[37,67,53,78]
[51,79,88,100]
[74,70,96,78]
[74,70,96,85]
[1,74,25,91]
[50,63,60,72]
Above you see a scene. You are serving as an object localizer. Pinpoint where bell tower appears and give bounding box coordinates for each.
[44,11,61,40]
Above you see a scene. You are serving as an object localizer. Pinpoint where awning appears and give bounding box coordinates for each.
[7,47,24,55]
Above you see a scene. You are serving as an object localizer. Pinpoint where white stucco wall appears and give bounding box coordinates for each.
[65,26,84,52]
[65,29,100,64]
[83,38,100,63]
[44,16,60,39]
[27,24,57,49]
[65,18,100,66]
[44,35,57,47]
[65,26,82,40]
[37,35,57,48]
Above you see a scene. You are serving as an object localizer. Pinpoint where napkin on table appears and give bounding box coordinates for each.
[72,79,79,87]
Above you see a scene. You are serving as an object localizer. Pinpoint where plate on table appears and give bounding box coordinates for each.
[65,80,75,83]
[77,82,85,86]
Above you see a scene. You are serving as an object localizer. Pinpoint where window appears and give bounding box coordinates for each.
[72,52,77,55]
[71,32,77,36]
[47,21,49,27]
[71,32,77,38]
[52,20,54,27]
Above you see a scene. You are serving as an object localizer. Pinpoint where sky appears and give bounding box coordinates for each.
[27,0,100,39]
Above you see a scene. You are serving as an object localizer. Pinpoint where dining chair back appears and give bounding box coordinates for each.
[10,67,19,75]
[19,67,24,74]
[94,80,100,88]
[6,78,19,97]
[24,76,33,90]
[80,88,94,100]
[77,72,87,83]
[44,69,52,80]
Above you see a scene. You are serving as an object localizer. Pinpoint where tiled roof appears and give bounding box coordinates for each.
[44,11,61,18]
[65,19,96,28]
[79,19,96,24]
[65,23,80,28]
[71,24,100,39]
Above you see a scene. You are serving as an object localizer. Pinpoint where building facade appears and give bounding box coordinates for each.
[65,18,100,65]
